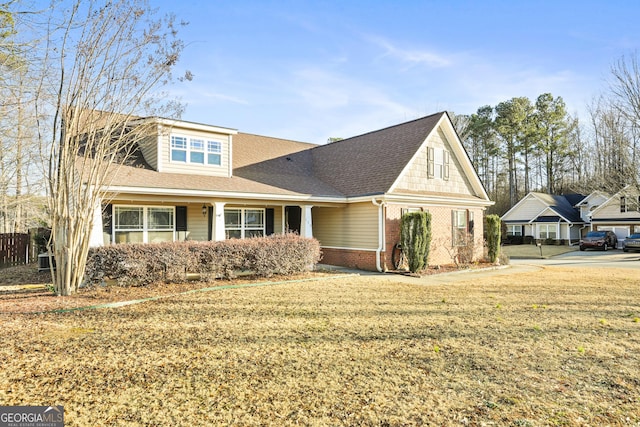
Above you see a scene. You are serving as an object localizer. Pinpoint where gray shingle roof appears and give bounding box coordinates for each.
[310,113,445,197]
[531,193,586,223]
[103,112,473,201]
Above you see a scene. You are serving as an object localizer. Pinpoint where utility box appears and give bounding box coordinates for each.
[38,253,56,272]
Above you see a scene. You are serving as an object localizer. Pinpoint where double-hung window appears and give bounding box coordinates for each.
[190,139,205,164]
[208,141,222,166]
[539,224,557,239]
[427,147,450,180]
[452,210,467,246]
[171,136,187,162]
[171,134,223,166]
[224,208,265,239]
[114,206,175,243]
[507,225,522,236]
[114,206,144,243]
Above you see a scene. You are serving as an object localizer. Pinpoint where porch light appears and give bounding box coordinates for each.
[202,204,207,217]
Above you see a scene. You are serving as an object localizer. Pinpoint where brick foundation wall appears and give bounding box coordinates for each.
[384,204,485,268]
[320,247,379,271]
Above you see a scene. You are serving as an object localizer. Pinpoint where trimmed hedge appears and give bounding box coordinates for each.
[400,211,431,273]
[85,234,321,286]
[485,214,501,263]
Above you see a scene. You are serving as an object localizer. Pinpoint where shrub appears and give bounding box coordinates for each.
[486,214,501,264]
[400,211,431,273]
[85,234,321,286]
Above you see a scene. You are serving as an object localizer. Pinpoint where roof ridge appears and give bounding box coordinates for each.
[236,131,316,146]
[314,111,446,149]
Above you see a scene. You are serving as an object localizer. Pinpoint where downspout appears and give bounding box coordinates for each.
[372,198,385,272]
[568,224,573,246]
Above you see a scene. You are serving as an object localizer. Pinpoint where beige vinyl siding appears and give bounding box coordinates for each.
[394,128,474,196]
[313,202,378,249]
[186,204,209,241]
[502,197,546,221]
[593,199,640,220]
[138,130,159,170]
[273,208,283,235]
[159,126,231,177]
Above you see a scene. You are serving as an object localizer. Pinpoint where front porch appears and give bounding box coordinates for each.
[92,200,316,246]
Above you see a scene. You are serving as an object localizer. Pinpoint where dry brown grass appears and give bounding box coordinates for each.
[1,266,640,426]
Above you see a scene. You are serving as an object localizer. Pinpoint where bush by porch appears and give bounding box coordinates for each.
[85,234,321,286]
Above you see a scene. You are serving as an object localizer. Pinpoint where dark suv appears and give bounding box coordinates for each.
[579,230,618,251]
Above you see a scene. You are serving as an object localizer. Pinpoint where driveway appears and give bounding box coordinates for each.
[510,249,640,270]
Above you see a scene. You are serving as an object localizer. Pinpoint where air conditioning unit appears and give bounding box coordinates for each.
[38,253,56,272]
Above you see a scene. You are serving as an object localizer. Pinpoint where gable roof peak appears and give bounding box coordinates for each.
[318,112,447,149]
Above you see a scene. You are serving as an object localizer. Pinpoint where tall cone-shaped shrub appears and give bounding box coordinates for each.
[400,211,432,273]
[486,214,501,263]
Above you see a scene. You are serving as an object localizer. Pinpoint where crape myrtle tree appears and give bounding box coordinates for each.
[32,0,186,295]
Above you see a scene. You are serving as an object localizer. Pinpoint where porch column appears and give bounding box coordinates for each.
[300,205,313,238]
[213,202,226,241]
[89,198,104,247]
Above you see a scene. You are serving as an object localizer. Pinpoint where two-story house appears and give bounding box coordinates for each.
[88,112,493,271]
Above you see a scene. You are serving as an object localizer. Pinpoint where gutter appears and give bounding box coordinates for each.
[371,198,386,272]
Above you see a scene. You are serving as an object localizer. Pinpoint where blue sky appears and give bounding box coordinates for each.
[162,0,640,144]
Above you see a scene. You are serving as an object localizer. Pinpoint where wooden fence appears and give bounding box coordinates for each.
[0,233,30,268]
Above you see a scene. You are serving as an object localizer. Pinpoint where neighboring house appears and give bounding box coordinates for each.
[88,112,493,271]
[500,192,588,245]
[589,185,640,245]
[574,191,610,222]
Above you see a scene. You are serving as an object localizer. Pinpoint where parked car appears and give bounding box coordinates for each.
[623,233,640,252]
[579,230,618,251]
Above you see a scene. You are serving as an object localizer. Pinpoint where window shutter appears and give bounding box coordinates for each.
[468,210,474,237]
[427,147,435,178]
[266,208,275,235]
[207,206,213,240]
[176,206,188,231]
[443,150,450,181]
[102,204,113,234]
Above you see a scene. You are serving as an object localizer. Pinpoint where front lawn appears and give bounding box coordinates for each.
[501,243,577,258]
[1,266,639,425]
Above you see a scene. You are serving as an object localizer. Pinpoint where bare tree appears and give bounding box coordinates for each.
[30,0,186,295]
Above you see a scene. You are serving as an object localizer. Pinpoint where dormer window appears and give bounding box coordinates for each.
[171,135,223,166]
[208,141,221,166]
[171,136,187,162]
[190,139,205,163]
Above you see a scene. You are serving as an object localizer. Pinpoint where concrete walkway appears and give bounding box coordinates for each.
[316,263,542,285]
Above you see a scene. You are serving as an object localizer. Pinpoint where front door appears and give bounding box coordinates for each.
[285,206,301,234]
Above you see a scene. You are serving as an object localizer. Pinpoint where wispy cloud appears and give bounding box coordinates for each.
[366,35,451,68]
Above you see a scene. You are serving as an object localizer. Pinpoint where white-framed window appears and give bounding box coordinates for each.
[171,134,223,166]
[224,208,265,239]
[114,206,175,244]
[452,210,467,246]
[427,147,450,180]
[539,224,557,239]
[190,139,205,164]
[208,141,222,166]
[170,136,187,162]
[507,225,522,236]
